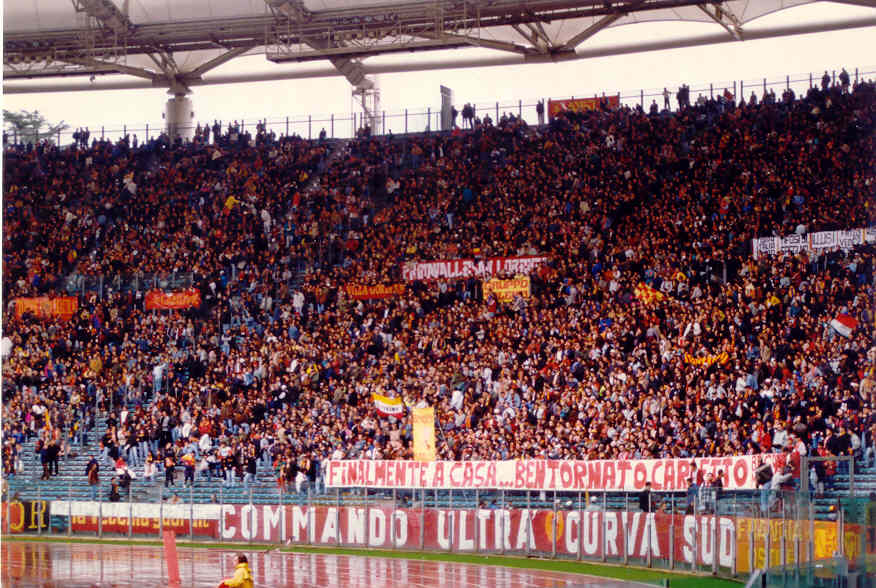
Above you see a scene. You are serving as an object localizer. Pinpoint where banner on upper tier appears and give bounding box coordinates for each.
[548,95,621,119]
[483,276,530,303]
[13,297,78,321]
[402,255,549,281]
[144,288,201,311]
[684,352,730,367]
[325,454,785,492]
[412,407,437,462]
[751,227,875,259]
[344,283,405,300]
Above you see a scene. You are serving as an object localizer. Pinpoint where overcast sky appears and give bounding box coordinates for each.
[3,1,875,140]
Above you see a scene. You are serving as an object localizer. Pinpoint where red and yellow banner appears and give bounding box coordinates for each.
[634,282,665,305]
[344,283,405,300]
[412,407,437,462]
[684,352,730,367]
[13,297,78,321]
[144,288,201,311]
[483,276,530,303]
[548,95,621,118]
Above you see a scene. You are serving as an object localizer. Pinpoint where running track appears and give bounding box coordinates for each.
[2,541,653,587]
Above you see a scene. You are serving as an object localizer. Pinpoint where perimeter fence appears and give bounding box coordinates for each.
[3,485,874,585]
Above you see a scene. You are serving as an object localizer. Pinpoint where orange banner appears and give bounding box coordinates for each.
[734,516,865,573]
[13,297,78,321]
[548,95,620,118]
[483,276,530,303]
[412,407,437,462]
[344,283,405,300]
[144,288,201,311]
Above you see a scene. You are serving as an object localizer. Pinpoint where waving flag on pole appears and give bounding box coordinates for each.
[372,393,405,418]
[634,282,665,305]
[830,314,858,338]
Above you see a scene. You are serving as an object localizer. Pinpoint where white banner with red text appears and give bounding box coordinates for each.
[325,454,783,492]
[402,255,549,281]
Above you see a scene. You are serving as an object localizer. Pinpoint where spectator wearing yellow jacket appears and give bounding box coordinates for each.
[218,554,253,588]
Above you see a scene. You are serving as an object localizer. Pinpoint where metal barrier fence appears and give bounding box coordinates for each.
[4,67,874,145]
[3,485,873,582]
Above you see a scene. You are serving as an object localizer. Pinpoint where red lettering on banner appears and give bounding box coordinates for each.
[617,461,632,488]
[604,462,616,489]
[534,461,546,489]
[677,460,690,489]
[386,463,396,487]
[633,462,648,489]
[651,461,664,490]
[574,462,587,489]
[559,462,573,488]
[462,463,473,487]
[733,458,748,488]
[721,457,733,484]
[472,463,484,486]
[434,463,445,487]
[588,462,601,489]
[374,462,387,486]
[485,463,497,487]
[546,461,559,487]
[449,463,462,487]
[323,455,768,491]
[516,461,527,488]
[664,461,675,490]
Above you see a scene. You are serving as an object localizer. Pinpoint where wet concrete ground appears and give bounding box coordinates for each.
[1,541,654,587]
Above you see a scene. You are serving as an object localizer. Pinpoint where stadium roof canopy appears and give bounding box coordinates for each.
[5,0,876,94]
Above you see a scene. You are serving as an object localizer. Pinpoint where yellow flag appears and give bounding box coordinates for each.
[412,407,437,462]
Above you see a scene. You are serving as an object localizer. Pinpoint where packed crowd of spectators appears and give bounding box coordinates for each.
[2,75,875,499]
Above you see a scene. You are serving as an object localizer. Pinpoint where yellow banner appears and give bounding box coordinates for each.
[684,351,730,367]
[483,275,530,303]
[412,407,437,462]
[734,517,864,574]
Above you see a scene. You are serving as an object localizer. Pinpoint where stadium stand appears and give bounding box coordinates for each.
[2,76,875,518]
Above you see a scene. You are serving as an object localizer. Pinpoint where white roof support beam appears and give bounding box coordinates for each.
[558,0,647,51]
[71,0,134,35]
[63,55,156,80]
[419,31,534,55]
[698,3,743,40]
[188,46,254,78]
[12,15,876,95]
[511,23,541,49]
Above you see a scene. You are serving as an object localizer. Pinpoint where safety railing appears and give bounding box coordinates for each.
[3,482,873,583]
[3,66,873,147]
